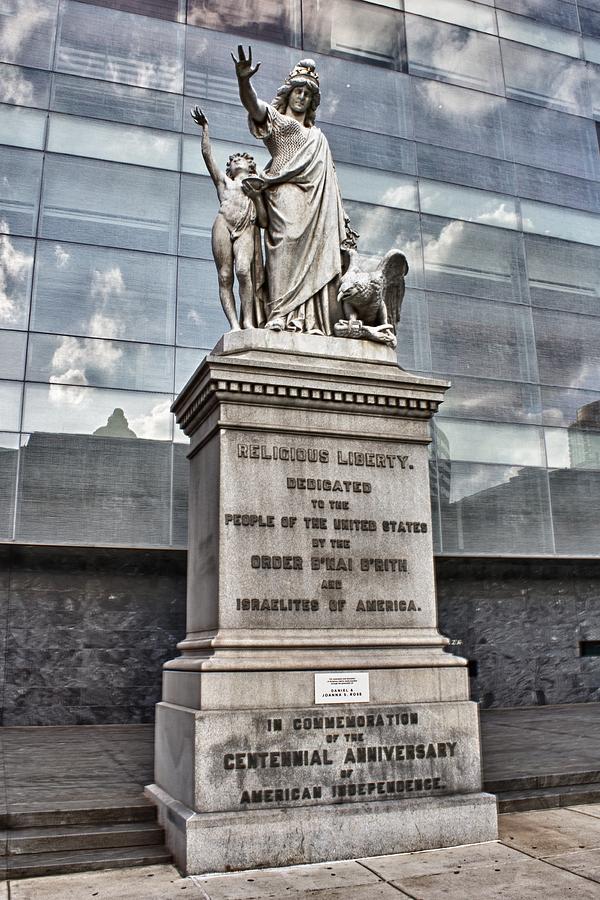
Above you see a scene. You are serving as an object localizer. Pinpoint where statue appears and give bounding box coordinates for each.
[191,106,267,331]
[334,250,409,349]
[232,46,356,336]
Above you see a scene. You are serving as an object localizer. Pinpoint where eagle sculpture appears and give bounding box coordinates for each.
[333,249,409,349]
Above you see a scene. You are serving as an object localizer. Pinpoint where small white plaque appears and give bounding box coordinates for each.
[315,672,370,704]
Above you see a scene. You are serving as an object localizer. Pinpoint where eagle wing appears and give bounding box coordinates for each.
[381,249,409,331]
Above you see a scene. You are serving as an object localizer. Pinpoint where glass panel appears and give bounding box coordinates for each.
[434,419,546,466]
[497,10,581,57]
[589,62,600,118]
[31,241,176,344]
[396,288,431,373]
[416,144,516,196]
[75,0,186,22]
[26,333,175,393]
[342,202,423,286]
[542,385,600,427]
[427,293,539,382]
[182,96,251,144]
[303,0,406,71]
[501,40,591,116]
[507,100,600,180]
[176,256,228,348]
[181,135,270,176]
[17,427,172,545]
[175,346,202,392]
[412,78,509,159]
[47,114,180,170]
[0,379,21,430]
[421,215,528,303]
[533,308,600,391]
[439,375,542,424]
[51,74,183,132]
[549,468,600,554]
[439,461,554,554]
[187,0,300,46]
[171,440,188,544]
[0,233,34,329]
[428,458,442,554]
[419,180,519,230]
[521,200,600,246]
[583,35,600,63]
[545,422,600,469]
[0,103,46,148]
[0,432,18,539]
[515,165,600,214]
[178,174,219,259]
[406,15,503,94]
[525,234,600,316]
[0,147,43,236]
[22,383,173,439]
[40,155,179,254]
[405,0,496,33]
[321,122,417,176]
[56,0,184,93]
[580,4,600,37]
[0,0,58,69]
[494,0,580,32]
[335,164,418,210]
[0,329,27,378]
[0,63,50,107]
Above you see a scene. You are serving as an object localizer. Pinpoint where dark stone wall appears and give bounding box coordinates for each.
[0,545,186,725]
[436,557,600,709]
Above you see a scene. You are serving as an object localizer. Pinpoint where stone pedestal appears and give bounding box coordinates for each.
[146,330,497,874]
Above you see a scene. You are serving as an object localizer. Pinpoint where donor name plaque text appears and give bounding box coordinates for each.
[193,702,480,813]
[221,431,436,630]
[315,672,370,704]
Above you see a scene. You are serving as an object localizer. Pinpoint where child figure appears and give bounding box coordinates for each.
[191,106,267,330]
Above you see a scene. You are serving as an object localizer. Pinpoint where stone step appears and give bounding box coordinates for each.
[5,821,164,855]
[5,799,156,829]
[496,781,600,813]
[485,769,600,794]
[3,844,172,879]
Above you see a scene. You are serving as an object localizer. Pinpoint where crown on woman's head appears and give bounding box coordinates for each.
[286,58,320,90]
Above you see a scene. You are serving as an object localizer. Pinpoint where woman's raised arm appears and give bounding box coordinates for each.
[231,45,268,125]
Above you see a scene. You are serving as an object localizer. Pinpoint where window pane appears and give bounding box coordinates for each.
[181,135,270,176]
[406,15,503,94]
[497,10,581,57]
[542,385,600,427]
[31,241,176,344]
[439,375,542,424]
[545,422,600,469]
[412,78,509,159]
[580,4,600,37]
[322,122,417,176]
[187,0,300,46]
[525,234,600,316]
[501,41,591,116]
[405,0,496,33]
[494,0,579,32]
[549,469,600,554]
[0,147,43,236]
[342,202,423,287]
[416,144,516,196]
[336,164,418,210]
[0,329,27,378]
[515,165,600,214]
[434,419,546,466]
[0,379,21,430]
[0,0,58,69]
[26,333,175,393]
[47,114,180,170]
[75,0,186,22]
[181,96,251,144]
[178,174,219,259]
[0,103,46,149]
[396,288,431,373]
[303,0,405,70]
[589,62,600,118]
[522,200,600,246]
[0,432,18,539]
[175,346,202,392]
[428,293,539,382]
[0,63,50,107]
[56,0,184,93]
[176,257,228,348]
[507,101,600,180]
[421,215,528,303]
[419,180,519,230]
[583,35,600,64]
[0,233,34,329]
[40,155,179,254]
[172,440,188,544]
[533,308,600,391]
[51,74,183,132]
[439,462,554,554]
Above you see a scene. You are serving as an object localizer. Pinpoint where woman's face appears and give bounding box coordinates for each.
[288,85,311,115]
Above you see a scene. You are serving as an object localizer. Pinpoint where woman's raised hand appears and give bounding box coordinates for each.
[231,45,261,80]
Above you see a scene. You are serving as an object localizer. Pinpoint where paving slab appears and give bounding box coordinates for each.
[499,808,600,857]
[358,840,521,879]
[568,803,600,820]
[545,847,600,883]
[192,859,384,899]
[8,864,204,899]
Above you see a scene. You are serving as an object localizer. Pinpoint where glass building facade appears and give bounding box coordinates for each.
[1,0,600,560]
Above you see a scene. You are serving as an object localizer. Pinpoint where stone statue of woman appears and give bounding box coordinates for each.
[232,46,355,336]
